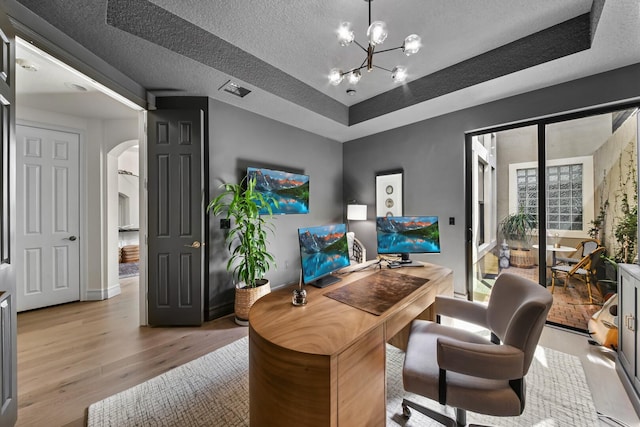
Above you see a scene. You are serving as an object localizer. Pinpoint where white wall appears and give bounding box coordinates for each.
[117,147,139,175]
[103,124,138,299]
[117,147,140,230]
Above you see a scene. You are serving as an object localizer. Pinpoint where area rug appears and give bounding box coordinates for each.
[88,337,598,426]
[118,262,139,278]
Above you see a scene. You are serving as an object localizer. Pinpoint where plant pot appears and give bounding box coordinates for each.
[510,248,535,268]
[234,279,271,326]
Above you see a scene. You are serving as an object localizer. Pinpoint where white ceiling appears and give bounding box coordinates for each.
[16,41,139,120]
[11,0,640,141]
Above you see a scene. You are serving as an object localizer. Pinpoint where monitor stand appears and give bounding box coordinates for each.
[399,253,413,264]
[308,274,342,288]
[390,253,424,268]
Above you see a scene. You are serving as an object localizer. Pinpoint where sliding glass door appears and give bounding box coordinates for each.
[469,126,539,303]
[467,106,638,332]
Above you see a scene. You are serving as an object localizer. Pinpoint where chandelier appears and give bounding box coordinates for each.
[329,0,421,86]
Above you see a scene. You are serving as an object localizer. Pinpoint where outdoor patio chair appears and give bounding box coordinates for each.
[550,246,606,304]
[555,238,600,266]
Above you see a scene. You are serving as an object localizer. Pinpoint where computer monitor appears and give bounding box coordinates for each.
[376,216,441,264]
[298,223,351,288]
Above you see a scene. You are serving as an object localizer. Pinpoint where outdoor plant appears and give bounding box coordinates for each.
[499,208,537,249]
[614,190,637,264]
[207,176,277,288]
[611,151,638,264]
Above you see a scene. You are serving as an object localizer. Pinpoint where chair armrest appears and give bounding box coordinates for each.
[436,337,524,380]
[353,237,366,263]
[435,296,488,329]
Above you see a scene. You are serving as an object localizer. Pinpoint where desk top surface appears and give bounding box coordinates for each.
[249,262,452,356]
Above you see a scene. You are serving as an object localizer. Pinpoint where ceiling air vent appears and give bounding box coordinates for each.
[218,80,251,98]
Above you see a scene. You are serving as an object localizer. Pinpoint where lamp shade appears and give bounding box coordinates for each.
[347,204,367,221]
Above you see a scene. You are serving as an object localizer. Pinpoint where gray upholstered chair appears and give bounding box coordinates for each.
[401,272,553,426]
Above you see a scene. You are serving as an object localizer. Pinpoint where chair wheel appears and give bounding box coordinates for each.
[402,403,412,418]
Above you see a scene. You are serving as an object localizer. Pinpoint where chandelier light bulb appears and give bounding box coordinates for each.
[337,22,355,46]
[347,70,362,85]
[367,21,388,45]
[329,68,344,85]
[403,34,422,56]
[391,66,407,82]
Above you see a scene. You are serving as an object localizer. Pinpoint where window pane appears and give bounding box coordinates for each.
[517,161,585,231]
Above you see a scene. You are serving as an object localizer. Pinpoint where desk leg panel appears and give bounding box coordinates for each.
[249,328,336,426]
[386,274,453,350]
[337,325,386,427]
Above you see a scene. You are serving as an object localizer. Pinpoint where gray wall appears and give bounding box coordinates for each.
[208,99,343,316]
[344,63,640,295]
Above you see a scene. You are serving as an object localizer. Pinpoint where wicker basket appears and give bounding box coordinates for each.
[510,248,535,268]
[234,279,271,325]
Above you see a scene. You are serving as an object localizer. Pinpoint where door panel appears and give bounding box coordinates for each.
[147,109,203,326]
[0,6,16,425]
[15,125,80,312]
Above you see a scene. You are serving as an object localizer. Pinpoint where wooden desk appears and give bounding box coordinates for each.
[249,262,453,426]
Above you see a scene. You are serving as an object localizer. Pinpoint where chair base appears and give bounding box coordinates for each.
[402,398,467,427]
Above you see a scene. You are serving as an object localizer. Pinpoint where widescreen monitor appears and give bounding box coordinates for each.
[298,223,350,288]
[376,216,441,264]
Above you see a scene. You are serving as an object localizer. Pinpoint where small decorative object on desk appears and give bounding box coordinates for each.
[553,232,560,248]
[292,271,307,306]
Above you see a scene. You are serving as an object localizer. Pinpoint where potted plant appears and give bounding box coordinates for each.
[207,176,277,326]
[499,209,537,268]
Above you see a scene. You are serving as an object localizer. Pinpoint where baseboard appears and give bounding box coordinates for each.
[85,283,122,301]
[617,361,640,417]
[207,302,233,321]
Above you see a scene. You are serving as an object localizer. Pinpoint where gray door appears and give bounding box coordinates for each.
[147,109,204,326]
[0,7,17,426]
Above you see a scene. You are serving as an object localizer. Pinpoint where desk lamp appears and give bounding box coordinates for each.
[347,204,367,231]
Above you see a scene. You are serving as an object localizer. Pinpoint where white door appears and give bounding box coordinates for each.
[16,125,80,311]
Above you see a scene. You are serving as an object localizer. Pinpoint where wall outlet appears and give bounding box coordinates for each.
[220,218,231,229]
[449,217,455,225]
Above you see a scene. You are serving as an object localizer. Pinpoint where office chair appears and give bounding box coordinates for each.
[555,238,599,266]
[551,246,606,304]
[401,273,553,426]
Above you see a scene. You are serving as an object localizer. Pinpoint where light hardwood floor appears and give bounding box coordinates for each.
[539,326,640,427]
[16,278,247,427]
[16,277,640,427]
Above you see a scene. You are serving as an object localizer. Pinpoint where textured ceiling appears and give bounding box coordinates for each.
[7,0,640,141]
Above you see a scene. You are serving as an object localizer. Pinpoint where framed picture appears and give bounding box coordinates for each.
[376,170,403,217]
[247,167,309,215]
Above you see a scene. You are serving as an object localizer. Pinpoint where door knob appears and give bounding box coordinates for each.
[184,241,202,248]
[68,236,77,241]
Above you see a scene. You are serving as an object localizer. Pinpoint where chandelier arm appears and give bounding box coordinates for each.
[353,39,369,53]
[342,64,368,76]
[372,64,393,73]
[372,45,404,55]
